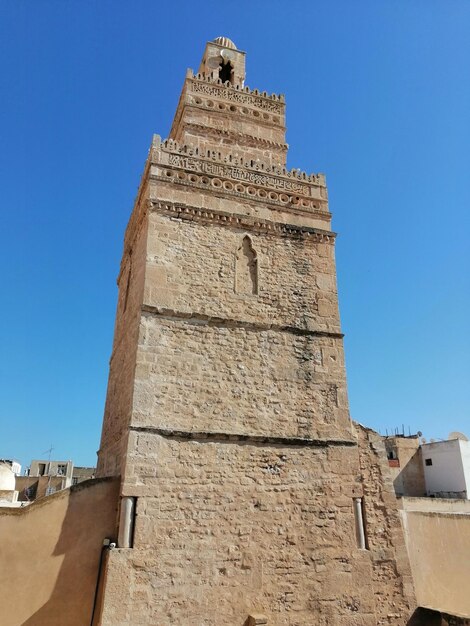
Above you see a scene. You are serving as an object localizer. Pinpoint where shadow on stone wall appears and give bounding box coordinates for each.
[407,608,442,625]
[407,607,470,625]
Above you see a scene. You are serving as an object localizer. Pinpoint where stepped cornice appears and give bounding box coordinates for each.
[183,122,288,151]
[148,200,336,243]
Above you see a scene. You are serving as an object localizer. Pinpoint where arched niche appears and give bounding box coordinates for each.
[235,235,258,295]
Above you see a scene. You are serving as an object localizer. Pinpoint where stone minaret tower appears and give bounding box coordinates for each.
[96,38,416,625]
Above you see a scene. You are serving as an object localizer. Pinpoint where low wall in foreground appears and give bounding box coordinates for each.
[402,509,470,620]
[401,496,470,514]
[0,477,119,626]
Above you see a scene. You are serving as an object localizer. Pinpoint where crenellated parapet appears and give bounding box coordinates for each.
[149,136,328,221]
[154,136,321,184]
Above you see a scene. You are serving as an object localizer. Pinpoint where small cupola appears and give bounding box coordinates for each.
[197,36,246,87]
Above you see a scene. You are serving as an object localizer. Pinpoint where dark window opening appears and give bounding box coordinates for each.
[425,458,433,466]
[219,60,232,84]
[38,463,46,476]
[25,484,37,500]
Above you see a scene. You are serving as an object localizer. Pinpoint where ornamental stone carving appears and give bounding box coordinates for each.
[167,154,309,194]
[190,79,284,114]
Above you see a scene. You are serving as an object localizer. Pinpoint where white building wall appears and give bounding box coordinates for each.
[459,440,470,497]
[10,462,21,475]
[421,440,467,498]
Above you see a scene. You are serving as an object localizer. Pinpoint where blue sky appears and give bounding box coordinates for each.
[1,1,469,470]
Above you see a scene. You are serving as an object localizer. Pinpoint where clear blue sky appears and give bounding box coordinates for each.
[1,1,469,470]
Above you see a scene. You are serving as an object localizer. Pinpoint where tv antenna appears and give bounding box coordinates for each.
[42,445,54,461]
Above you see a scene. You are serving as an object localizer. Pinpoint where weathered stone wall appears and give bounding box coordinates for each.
[96,39,421,625]
[97,195,149,478]
[100,430,418,626]
[131,315,349,441]
[144,212,339,333]
[356,425,417,623]
[0,478,119,626]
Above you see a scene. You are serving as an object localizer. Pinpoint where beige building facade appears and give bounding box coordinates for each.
[14,459,96,502]
[95,37,423,625]
[384,435,426,497]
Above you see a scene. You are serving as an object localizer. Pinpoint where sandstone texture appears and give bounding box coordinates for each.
[96,38,421,625]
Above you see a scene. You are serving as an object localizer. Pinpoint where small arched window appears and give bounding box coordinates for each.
[219,59,233,84]
[235,235,258,295]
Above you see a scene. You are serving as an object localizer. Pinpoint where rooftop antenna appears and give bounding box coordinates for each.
[42,445,54,462]
[41,445,54,496]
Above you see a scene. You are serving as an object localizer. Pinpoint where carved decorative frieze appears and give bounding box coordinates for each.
[153,167,328,216]
[190,78,284,114]
[148,200,335,244]
[188,94,282,127]
[154,137,324,186]
[167,153,310,194]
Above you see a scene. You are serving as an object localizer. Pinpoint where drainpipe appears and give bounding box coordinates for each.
[90,538,115,626]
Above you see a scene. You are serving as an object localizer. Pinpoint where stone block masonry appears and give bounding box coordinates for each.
[96,37,422,625]
[132,316,349,442]
[100,428,417,625]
